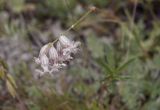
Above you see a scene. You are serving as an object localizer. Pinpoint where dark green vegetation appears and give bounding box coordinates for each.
[0,0,160,110]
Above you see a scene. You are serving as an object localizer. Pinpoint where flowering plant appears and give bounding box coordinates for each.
[34,6,96,77]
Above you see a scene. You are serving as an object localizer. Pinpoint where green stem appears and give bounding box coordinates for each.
[63,7,95,34]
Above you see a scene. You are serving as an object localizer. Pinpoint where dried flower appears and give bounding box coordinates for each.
[34,35,81,76]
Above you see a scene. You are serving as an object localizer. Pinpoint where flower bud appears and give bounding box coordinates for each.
[59,35,71,47]
[39,44,50,56]
[49,46,58,60]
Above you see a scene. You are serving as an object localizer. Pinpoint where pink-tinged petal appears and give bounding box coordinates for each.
[34,57,40,64]
[49,46,58,60]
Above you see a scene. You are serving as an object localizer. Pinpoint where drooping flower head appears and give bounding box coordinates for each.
[34,35,81,76]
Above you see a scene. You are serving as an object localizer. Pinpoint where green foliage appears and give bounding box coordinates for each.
[9,0,25,13]
[86,34,104,58]
[0,59,17,98]
[43,0,77,18]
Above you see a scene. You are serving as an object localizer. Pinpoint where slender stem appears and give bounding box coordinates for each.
[63,7,95,34]
[52,38,59,44]
[131,0,138,29]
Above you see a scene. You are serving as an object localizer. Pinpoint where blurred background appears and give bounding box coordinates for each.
[0,0,160,110]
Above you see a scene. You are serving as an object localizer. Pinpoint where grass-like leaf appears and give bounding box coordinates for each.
[6,80,17,98]
[116,56,136,73]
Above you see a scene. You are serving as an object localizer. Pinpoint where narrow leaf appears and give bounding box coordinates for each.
[96,58,113,74]
[6,80,17,98]
[0,69,5,79]
[7,74,17,88]
[117,57,136,73]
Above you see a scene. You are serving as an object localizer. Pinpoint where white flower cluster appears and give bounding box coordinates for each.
[34,35,81,76]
